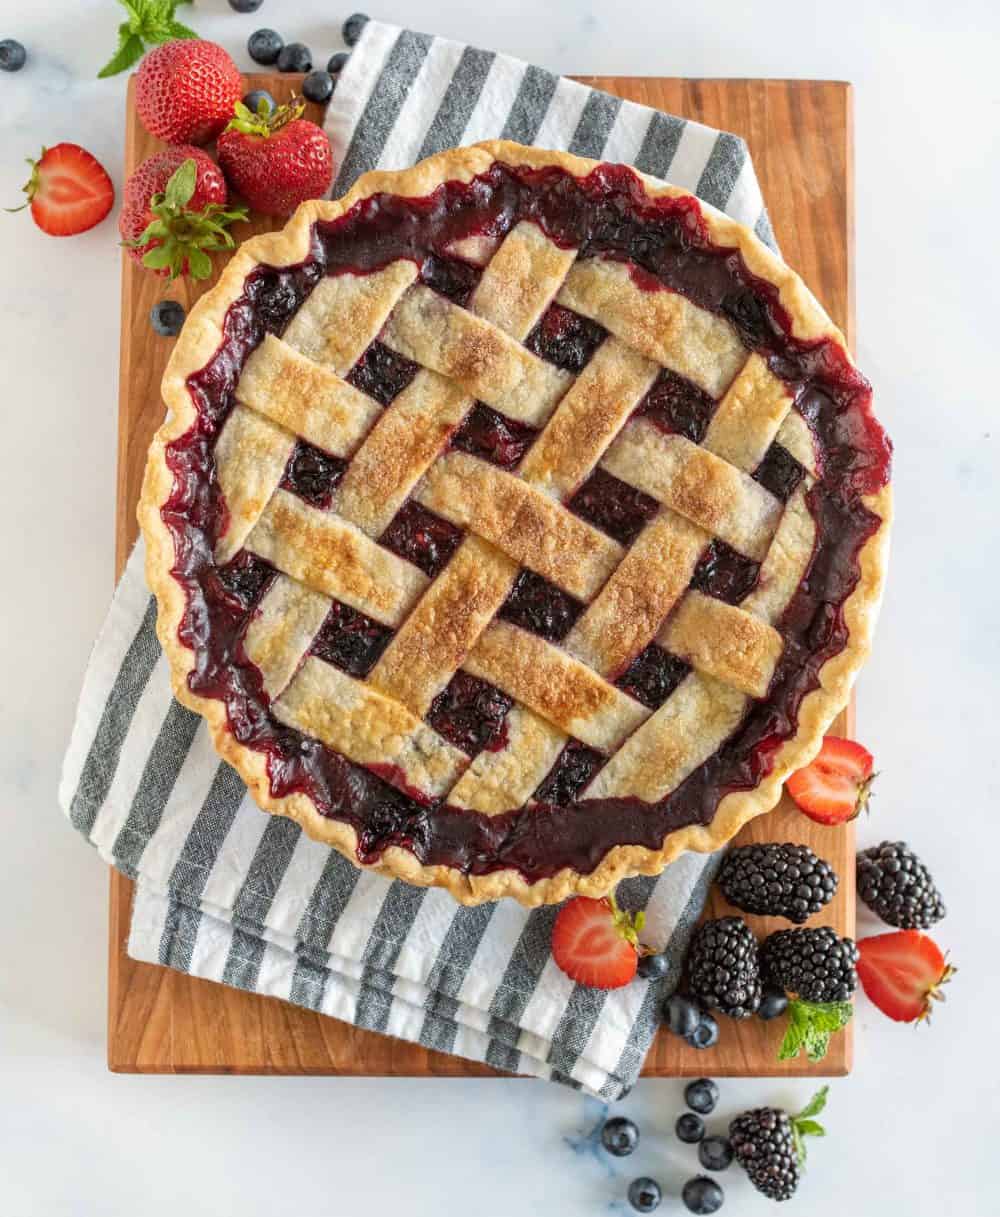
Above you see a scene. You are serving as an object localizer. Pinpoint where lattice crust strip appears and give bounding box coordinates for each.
[206,212,825,811]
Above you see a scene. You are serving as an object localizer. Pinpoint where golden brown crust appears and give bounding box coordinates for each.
[139,140,892,907]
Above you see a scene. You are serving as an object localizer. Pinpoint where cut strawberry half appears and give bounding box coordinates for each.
[551,894,644,990]
[786,736,875,825]
[856,930,956,1023]
[9,143,114,236]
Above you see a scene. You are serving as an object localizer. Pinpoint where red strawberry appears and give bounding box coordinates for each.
[135,40,242,145]
[119,148,247,280]
[856,930,956,1023]
[9,144,114,236]
[217,96,334,217]
[551,895,644,990]
[786,736,875,826]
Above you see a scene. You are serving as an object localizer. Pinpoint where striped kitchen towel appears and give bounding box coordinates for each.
[60,19,777,1099]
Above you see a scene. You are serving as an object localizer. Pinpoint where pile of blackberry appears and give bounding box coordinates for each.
[761,926,858,1003]
[718,842,837,923]
[686,917,762,1018]
[857,840,946,929]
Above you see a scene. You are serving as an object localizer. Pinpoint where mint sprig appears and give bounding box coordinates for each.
[789,1086,829,1166]
[98,0,197,78]
[778,999,853,1063]
[125,159,248,282]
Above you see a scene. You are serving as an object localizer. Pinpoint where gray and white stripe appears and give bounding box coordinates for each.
[61,20,777,1099]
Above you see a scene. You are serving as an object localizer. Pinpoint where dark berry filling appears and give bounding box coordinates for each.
[450,402,538,470]
[280,440,347,509]
[754,442,806,502]
[615,644,690,711]
[419,253,482,305]
[346,340,419,405]
[691,540,761,605]
[379,500,463,578]
[214,550,276,615]
[636,366,717,443]
[534,741,605,804]
[166,159,890,882]
[427,672,513,756]
[499,569,583,643]
[310,600,392,678]
[568,466,660,545]
[525,303,607,373]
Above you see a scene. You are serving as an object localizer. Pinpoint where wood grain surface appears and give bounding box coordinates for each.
[110,74,855,1077]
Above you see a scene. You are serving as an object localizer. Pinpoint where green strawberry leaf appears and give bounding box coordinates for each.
[141,243,174,270]
[186,247,213,280]
[98,0,198,77]
[162,159,197,210]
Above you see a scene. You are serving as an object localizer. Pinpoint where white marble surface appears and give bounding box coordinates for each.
[1,0,998,1212]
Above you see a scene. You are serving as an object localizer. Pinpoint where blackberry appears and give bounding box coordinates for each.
[729,1087,828,1202]
[761,927,858,1003]
[718,843,837,924]
[857,841,946,929]
[686,917,762,1018]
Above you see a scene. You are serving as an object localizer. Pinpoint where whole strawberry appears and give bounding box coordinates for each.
[136,40,242,145]
[217,96,334,217]
[120,148,247,280]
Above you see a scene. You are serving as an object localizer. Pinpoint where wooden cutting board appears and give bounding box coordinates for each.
[110,74,855,1077]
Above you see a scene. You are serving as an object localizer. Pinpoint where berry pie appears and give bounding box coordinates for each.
[140,141,892,905]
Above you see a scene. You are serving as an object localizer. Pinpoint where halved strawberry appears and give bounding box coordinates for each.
[856,930,955,1023]
[9,144,114,236]
[786,736,875,825]
[551,894,644,990]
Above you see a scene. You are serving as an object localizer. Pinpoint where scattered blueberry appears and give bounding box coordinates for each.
[698,1136,734,1172]
[0,38,26,71]
[276,41,312,73]
[663,993,702,1039]
[638,952,670,981]
[342,12,370,46]
[758,989,789,1021]
[685,1079,719,1115]
[228,0,263,11]
[600,1116,639,1157]
[682,1176,724,1215]
[685,1012,720,1050]
[242,88,275,115]
[302,69,334,103]
[247,28,283,65]
[327,50,349,76]
[628,1177,662,1214]
[675,1113,705,1144]
[150,300,186,337]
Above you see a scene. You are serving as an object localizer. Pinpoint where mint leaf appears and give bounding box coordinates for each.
[790,1086,831,1167]
[98,27,145,77]
[796,1085,829,1121]
[796,1120,826,1138]
[98,0,198,77]
[778,1002,852,1063]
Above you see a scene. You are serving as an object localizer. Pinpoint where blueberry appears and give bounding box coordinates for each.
[247,28,283,65]
[600,1116,639,1157]
[242,89,275,115]
[684,1078,719,1115]
[0,38,26,71]
[228,0,263,11]
[698,1136,733,1172]
[342,12,370,46]
[682,1176,724,1215]
[685,1013,720,1050]
[277,41,312,73]
[150,300,186,337]
[327,51,349,76]
[758,989,789,1021]
[663,993,702,1039]
[638,952,670,981]
[628,1177,662,1213]
[675,1113,705,1144]
[302,70,334,103]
